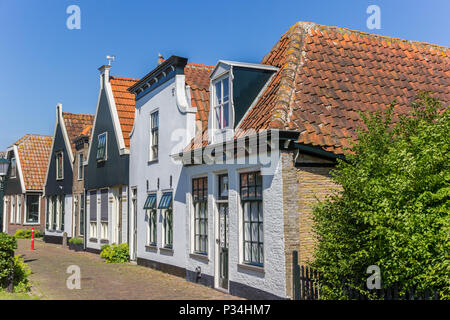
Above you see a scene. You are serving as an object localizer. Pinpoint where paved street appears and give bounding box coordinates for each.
[15,239,240,300]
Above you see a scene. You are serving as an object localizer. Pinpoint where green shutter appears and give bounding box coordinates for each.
[52,196,57,229]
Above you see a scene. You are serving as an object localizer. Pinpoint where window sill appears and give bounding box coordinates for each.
[23,222,40,226]
[238,263,265,274]
[147,159,158,165]
[145,245,157,252]
[160,247,173,254]
[189,253,209,262]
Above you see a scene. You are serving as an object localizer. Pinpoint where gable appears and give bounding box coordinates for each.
[84,88,129,189]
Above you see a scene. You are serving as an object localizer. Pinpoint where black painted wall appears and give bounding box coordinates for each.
[84,88,129,190]
[45,122,73,196]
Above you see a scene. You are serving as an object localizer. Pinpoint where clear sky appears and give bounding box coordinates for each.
[0,0,449,151]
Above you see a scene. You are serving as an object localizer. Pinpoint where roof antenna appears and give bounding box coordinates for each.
[106,55,115,66]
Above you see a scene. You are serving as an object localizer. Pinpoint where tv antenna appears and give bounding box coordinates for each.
[106,55,115,66]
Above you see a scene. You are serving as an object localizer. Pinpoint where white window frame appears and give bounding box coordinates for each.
[97,132,108,162]
[162,209,173,249]
[24,194,40,225]
[192,177,208,255]
[90,222,98,239]
[10,195,14,224]
[16,195,21,224]
[212,74,231,131]
[55,151,64,180]
[147,209,157,247]
[149,110,159,161]
[78,152,84,180]
[100,222,108,240]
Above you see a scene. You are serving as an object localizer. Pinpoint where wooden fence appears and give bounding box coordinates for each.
[292,251,441,300]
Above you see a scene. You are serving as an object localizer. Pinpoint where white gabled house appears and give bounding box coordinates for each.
[128,56,213,272]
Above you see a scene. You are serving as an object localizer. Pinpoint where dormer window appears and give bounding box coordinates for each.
[213,75,230,130]
[97,132,107,162]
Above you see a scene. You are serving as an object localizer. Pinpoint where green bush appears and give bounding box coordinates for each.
[14,229,42,239]
[100,243,130,263]
[312,93,449,299]
[13,256,31,292]
[68,237,83,245]
[0,233,17,289]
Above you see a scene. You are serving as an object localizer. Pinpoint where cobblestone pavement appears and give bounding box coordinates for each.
[15,239,241,300]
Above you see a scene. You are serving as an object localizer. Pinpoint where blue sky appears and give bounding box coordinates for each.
[0,0,449,150]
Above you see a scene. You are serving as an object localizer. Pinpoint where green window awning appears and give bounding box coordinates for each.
[158,192,173,209]
[143,194,157,210]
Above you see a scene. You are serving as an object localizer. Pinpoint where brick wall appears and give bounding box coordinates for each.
[5,193,46,235]
[282,150,339,298]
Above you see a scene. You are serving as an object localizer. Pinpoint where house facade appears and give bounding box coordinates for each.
[173,22,449,299]
[128,56,213,270]
[2,134,52,235]
[72,124,92,242]
[84,64,138,253]
[44,104,93,243]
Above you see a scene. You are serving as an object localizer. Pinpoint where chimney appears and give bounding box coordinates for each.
[98,64,111,89]
[56,103,62,120]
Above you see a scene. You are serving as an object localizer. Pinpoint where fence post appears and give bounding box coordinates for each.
[292,251,300,300]
[6,250,14,292]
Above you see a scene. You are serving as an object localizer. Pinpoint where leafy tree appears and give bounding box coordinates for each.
[311,92,449,299]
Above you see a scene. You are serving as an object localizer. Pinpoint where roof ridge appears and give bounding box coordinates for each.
[186,62,215,69]
[110,76,140,81]
[292,21,450,50]
[62,111,94,116]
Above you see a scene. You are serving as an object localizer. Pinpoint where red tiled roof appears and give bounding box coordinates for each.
[110,76,140,148]
[62,112,94,155]
[186,22,449,154]
[13,134,53,191]
[185,62,214,131]
[237,22,450,154]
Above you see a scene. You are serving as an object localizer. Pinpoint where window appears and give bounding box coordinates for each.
[16,196,21,224]
[78,153,84,180]
[150,111,159,160]
[158,192,173,248]
[89,191,97,239]
[97,132,107,161]
[26,194,39,224]
[192,177,208,254]
[10,157,16,178]
[10,196,15,223]
[213,76,230,129]
[56,151,63,180]
[144,194,157,246]
[240,171,263,266]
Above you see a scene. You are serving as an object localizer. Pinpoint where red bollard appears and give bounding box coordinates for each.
[31,227,34,251]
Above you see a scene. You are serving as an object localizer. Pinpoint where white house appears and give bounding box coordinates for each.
[128,56,213,273]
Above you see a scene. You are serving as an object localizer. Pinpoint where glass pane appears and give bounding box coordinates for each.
[223,103,229,127]
[258,202,263,222]
[259,223,264,243]
[215,81,222,104]
[248,173,255,187]
[223,78,229,102]
[243,202,250,222]
[244,222,250,241]
[251,202,258,222]
[259,245,264,264]
[249,186,256,198]
[251,243,258,263]
[251,222,258,242]
[244,242,251,262]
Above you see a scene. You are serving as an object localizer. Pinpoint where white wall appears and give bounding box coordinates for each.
[129,77,190,269]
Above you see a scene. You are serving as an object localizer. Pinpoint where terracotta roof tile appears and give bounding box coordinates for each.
[110,76,140,148]
[13,134,53,191]
[236,21,450,154]
[62,112,94,155]
[184,63,214,131]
